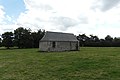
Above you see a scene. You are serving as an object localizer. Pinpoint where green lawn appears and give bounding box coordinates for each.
[0,47,120,80]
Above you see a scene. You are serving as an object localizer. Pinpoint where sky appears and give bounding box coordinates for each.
[0,0,120,38]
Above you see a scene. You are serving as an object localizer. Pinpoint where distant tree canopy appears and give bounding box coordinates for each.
[77,34,120,47]
[14,27,33,48]
[2,32,13,49]
[1,27,45,49]
[31,29,45,48]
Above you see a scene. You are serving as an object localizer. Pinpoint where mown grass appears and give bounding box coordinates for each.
[0,47,120,80]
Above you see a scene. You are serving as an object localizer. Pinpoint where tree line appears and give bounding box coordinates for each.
[0,27,45,49]
[0,27,120,49]
[77,34,120,47]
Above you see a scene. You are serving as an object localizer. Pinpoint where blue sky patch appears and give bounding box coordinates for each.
[0,0,26,19]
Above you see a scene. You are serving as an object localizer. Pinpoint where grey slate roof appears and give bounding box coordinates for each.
[40,31,78,41]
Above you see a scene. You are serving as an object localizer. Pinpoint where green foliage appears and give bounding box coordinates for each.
[0,47,120,80]
[14,27,32,48]
[77,34,120,47]
[14,27,45,48]
[0,38,2,47]
[31,29,45,48]
[0,27,45,49]
[2,32,13,49]
[105,35,113,42]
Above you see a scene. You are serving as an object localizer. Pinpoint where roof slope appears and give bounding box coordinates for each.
[40,31,78,41]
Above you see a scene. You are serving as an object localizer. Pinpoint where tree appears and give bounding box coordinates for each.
[113,37,120,47]
[14,27,33,48]
[0,37,2,47]
[105,35,113,42]
[31,29,45,48]
[2,32,13,49]
[77,34,89,46]
[14,27,24,48]
[89,35,100,47]
[104,35,113,47]
[89,35,99,42]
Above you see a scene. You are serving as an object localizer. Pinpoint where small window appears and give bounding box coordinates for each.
[52,42,56,48]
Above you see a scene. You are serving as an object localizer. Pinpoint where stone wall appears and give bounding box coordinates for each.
[39,41,79,52]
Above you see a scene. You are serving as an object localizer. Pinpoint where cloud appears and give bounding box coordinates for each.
[101,0,120,11]
[15,0,120,38]
[24,0,53,11]
[17,0,95,31]
[78,16,88,24]
[0,5,17,34]
[0,5,6,34]
[92,0,120,12]
[0,5,5,24]
[50,17,79,31]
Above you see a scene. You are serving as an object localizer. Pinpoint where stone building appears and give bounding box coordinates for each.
[39,31,79,52]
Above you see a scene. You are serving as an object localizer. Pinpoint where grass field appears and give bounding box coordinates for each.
[0,47,120,80]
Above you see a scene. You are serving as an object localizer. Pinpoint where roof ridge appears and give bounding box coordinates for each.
[46,31,74,35]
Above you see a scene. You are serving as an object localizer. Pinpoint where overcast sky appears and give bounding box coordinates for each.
[0,0,120,38]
